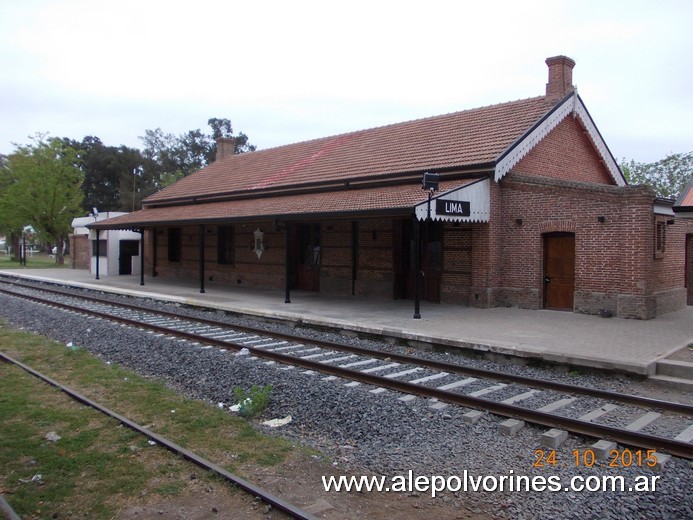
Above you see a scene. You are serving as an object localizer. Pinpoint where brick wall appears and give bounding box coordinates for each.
[70,234,90,270]
[139,183,688,319]
[470,180,503,307]
[652,214,687,313]
[353,219,395,297]
[494,173,686,318]
[686,220,693,305]
[441,224,472,304]
[151,223,285,290]
[319,220,353,294]
[513,116,616,185]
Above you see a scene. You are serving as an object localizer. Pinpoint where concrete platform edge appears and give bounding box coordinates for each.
[0,270,688,377]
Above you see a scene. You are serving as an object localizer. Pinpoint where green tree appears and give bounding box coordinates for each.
[139,117,256,195]
[62,136,145,213]
[621,151,693,199]
[0,153,25,260]
[0,135,84,264]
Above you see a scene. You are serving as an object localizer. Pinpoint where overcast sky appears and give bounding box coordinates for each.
[1,0,691,164]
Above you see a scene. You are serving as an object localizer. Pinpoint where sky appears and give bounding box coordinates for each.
[1,0,692,164]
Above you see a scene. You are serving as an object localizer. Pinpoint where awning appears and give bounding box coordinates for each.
[414,177,490,222]
[89,177,488,230]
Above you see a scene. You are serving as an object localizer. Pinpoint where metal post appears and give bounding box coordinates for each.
[151,227,158,278]
[139,229,145,286]
[284,224,291,303]
[351,221,358,296]
[199,224,205,294]
[413,216,421,319]
[95,229,100,280]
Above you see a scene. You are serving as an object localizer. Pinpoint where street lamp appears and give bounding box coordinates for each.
[414,172,439,319]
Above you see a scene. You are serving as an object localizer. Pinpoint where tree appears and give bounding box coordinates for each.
[0,134,84,264]
[621,151,693,199]
[207,117,256,155]
[63,136,144,213]
[0,153,24,260]
[139,117,256,194]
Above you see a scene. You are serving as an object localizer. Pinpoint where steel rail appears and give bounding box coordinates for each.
[0,351,316,520]
[1,280,691,416]
[1,284,691,459]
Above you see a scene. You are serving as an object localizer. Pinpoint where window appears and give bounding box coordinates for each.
[655,220,666,258]
[168,227,181,262]
[92,240,107,256]
[217,225,235,265]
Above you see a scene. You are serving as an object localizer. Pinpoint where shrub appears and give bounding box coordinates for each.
[232,384,273,417]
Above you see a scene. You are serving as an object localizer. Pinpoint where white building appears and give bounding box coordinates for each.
[71,213,142,277]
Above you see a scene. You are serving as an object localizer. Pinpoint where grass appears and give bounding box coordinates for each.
[0,323,295,518]
[0,252,69,269]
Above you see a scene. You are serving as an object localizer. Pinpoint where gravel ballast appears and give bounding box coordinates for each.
[1,286,691,519]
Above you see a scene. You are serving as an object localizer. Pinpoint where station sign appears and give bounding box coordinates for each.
[435,198,471,217]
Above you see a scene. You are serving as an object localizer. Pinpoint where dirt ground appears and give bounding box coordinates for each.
[115,451,493,520]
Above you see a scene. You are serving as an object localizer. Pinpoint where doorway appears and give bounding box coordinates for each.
[543,233,575,310]
[393,219,442,302]
[290,223,321,291]
[119,240,140,275]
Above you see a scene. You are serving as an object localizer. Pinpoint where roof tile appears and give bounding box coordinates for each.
[145,96,555,204]
[94,179,477,229]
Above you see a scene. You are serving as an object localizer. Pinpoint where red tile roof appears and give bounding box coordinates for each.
[144,96,556,206]
[679,184,693,207]
[93,179,478,229]
[674,177,693,215]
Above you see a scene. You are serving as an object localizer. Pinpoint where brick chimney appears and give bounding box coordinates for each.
[545,55,576,100]
[215,137,237,162]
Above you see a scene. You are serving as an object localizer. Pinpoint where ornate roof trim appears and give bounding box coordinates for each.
[494,92,626,186]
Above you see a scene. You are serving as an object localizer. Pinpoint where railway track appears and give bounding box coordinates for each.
[0,277,692,461]
[0,351,315,520]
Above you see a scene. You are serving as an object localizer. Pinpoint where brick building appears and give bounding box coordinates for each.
[673,179,693,305]
[91,56,688,319]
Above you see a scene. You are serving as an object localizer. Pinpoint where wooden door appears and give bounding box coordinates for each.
[393,219,442,303]
[294,223,321,291]
[543,233,575,310]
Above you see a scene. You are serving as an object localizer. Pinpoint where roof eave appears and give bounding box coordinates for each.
[88,207,417,230]
[142,166,495,209]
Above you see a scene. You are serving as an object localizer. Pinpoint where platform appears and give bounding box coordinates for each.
[1,268,691,376]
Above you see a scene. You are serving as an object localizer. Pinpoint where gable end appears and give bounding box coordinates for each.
[494,93,625,186]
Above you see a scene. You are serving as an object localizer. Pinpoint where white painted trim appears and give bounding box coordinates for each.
[572,98,625,186]
[495,93,626,186]
[415,178,490,222]
[654,202,675,216]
